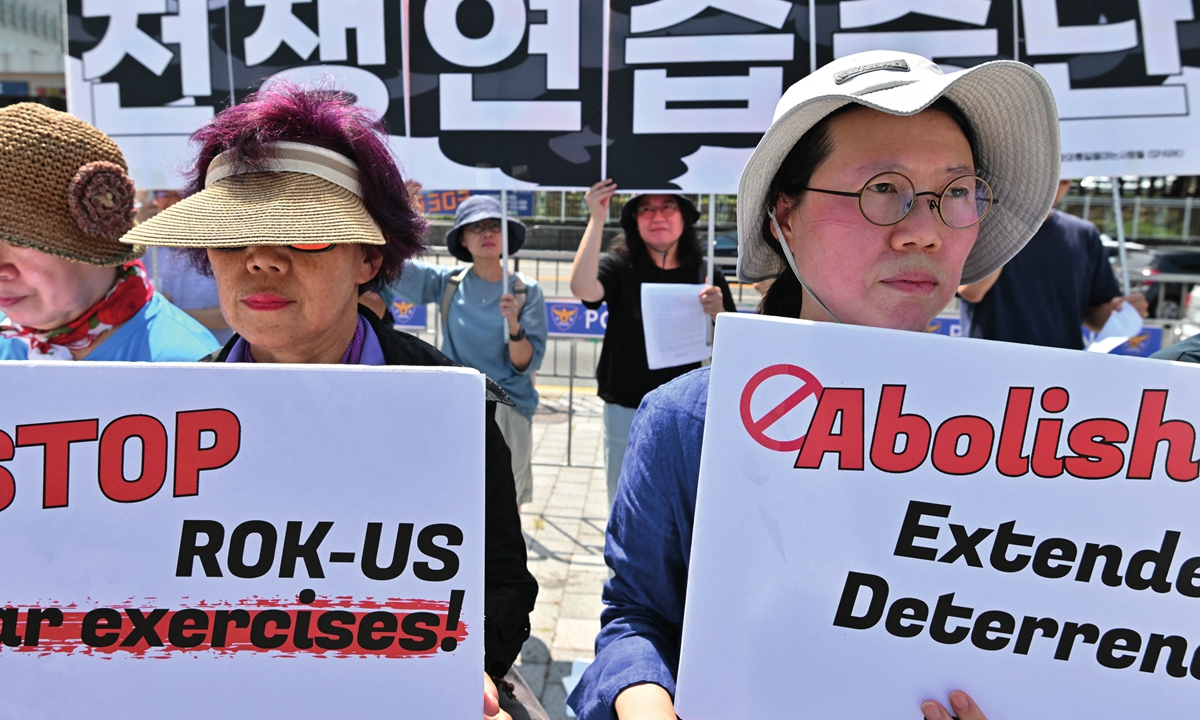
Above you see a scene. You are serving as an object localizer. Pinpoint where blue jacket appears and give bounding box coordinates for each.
[567,367,710,720]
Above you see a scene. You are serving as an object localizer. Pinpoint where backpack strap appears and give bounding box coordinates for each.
[440,267,472,327]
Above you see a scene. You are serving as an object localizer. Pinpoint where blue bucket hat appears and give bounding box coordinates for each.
[445,195,527,262]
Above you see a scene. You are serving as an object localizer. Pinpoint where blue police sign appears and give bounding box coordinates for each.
[1100,326,1163,357]
[546,298,607,338]
[944,317,1163,355]
[927,316,962,337]
[390,297,428,328]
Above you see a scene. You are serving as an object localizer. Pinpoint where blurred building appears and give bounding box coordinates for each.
[0,0,65,109]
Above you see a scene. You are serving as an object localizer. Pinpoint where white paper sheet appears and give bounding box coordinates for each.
[1087,301,1145,353]
[640,283,711,370]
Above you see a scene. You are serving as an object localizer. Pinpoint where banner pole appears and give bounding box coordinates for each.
[223,3,237,106]
[402,0,411,137]
[600,0,612,181]
[502,189,510,343]
[1111,177,1131,296]
[707,193,716,346]
[808,0,817,72]
[707,193,715,284]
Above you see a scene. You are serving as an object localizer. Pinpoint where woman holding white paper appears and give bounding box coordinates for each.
[567,51,1062,720]
[569,189,737,508]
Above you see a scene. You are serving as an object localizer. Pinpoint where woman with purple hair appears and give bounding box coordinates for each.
[121,85,542,720]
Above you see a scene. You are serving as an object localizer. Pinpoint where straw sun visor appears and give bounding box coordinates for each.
[736,52,1061,286]
[121,141,385,248]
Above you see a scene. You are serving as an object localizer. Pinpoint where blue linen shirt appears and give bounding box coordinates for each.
[567,367,710,720]
[1151,332,1200,363]
[0,292,219,362]
[389,262,547,420]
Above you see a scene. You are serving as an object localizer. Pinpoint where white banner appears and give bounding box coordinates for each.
[676,313,1200,718]
[0,362,484,719]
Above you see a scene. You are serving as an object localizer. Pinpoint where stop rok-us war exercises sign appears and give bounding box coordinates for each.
[676,313,1200,718]
[0,362,484,719]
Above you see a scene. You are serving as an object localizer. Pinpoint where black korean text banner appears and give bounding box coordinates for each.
[225,0,408,137]
[66,0,229,190]
[405,0,606,189]
[64,1,1200,192]
[815,0,1015,71]
[1018,0,1200,178]
[606,0,810,193]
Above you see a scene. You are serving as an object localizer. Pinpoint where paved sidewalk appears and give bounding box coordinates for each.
[515,386,609,719]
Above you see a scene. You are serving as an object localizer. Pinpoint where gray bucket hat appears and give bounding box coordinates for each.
[737,50,1061,285]
[445,194,527,262]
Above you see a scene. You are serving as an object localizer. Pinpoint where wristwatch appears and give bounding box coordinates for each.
[509,326,526,342]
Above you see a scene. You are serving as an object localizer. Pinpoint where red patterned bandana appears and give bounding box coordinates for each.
[0,261,154,360]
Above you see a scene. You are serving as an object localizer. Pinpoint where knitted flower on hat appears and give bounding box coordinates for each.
[67,161,137,240]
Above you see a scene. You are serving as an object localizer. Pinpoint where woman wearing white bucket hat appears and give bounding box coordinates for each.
[567,51,1060,720]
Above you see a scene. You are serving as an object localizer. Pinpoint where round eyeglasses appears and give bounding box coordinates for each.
[636,201,679,218]
[804,172,995,229]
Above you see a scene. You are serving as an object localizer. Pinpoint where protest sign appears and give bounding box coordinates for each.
[67,2,1200,191]
[0,362,484,719]
[675,313,1200,718]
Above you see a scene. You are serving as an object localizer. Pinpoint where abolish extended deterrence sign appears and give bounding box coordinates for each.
[675,314,1200,718]
[0,363,484,719]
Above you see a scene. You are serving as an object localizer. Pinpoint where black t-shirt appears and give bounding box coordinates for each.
[961,211,1121,350]
[584,253,737,408]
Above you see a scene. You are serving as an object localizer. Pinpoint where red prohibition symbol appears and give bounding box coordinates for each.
[739,364,824,452]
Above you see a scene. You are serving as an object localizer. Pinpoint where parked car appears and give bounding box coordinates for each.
[1100,235,1151,284]
[1134,249,1200,319]
[1181,284,1200,339]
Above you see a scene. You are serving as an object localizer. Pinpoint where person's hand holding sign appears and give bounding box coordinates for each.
[922,690,987,720]
[499,293,522,329]
[499,292,533,371]
[570,179,618,304]
[585,178,618,219]
[484,673,513,720]
[698,285,725,318]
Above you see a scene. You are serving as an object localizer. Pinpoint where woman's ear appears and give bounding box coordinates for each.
[357,246,384,285]
[769,195,796,244]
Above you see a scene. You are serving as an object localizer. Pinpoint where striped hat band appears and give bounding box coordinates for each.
[204,141,363,198]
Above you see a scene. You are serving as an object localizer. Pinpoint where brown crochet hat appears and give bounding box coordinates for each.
[0,103,142,266]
